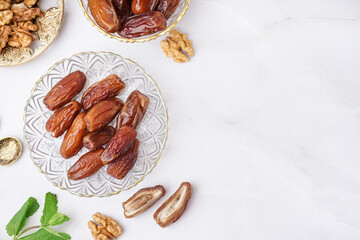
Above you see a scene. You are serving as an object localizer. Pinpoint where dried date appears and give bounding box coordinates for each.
[153,182,193,228]
[132,0,158,15]
[89,0,120,33]
[112,0,131,23]
[83,126,115,151]
[43,71,86,111]
[122,185,165,218]
[116,90,150,130]
[107,139,139,179]
[155,0,181,19]
[84,98,123,132]
[68,148,104,180]
[60,112,87,159]
[119,11,166,38]
[81,74,125,111]
[101,125,137,164]
[46,101,81,138]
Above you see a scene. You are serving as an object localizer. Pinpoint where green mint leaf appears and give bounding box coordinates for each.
[18,228,71,240]
[40,192,58,226]
[6,197,40,236]
[48,212,70,226]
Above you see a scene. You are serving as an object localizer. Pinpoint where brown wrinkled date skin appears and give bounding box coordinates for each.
[122,185,165,218]
[107,139,139,179]
[112,0,132,23]
[43,71,86,111]
[116,90,150,130]
[101,126,137,164]
[46,101,81,138]
[68,148,104,180]
[89,0,120,33]
[132,0,159,15]
[154,182,193,228]
[84,98,124,132]
[156,0,181,19]
[119,11,166,38]
[83,126,115,151]
[60,112,87,159]
[81,74,125,111]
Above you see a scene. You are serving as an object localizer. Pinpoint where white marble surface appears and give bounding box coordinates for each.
[1,0,360,239]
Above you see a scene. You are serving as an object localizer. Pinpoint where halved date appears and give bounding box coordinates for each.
[89,0,120,33]
[68,148,104,180]
[101,125,137,164]
[81,74,125,111]
[123,185,165,218]
[112,0,132,23]
[116,90,150,130]
[132,0,158,15]
[43,71,86,111]
[60,112,87,159]
[83,126,115,151]
[119,11,166,38]
[153,182,193,228]
[156,0,181,19]
[84,98,123,132]
[107,139,139,179]
[46,101,81,138]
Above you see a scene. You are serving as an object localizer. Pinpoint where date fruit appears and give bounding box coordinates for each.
[101,125,137,164]
[107,139,139,179]
[43,71,86,111]
[119,11,166,38]
[84,98,123,132]
[154,182,193,228]
[46,101,81,138]
[83,126,115,151]
[116,90,150,130]
[132,0,158,15]
[68,148,104,180]
[123,185,165,218]
[156,0,181,19]
[60,112,87,159]
[112,0,131,23]
[81,74,125,111]
[89,0,120,33]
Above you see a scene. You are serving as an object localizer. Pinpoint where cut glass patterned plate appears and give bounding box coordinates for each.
[23,52,168,197]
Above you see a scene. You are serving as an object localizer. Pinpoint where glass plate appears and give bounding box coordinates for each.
[23,52,168,197]
[78,0,191,43]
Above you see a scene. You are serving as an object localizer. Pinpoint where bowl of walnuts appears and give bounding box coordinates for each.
[0,0,64,67]
[79,0,191,43]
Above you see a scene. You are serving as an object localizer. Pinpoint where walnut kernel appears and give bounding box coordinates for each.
[88,212,122,240]
[160,29,194,63]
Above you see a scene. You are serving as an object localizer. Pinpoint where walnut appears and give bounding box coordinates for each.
[23,0,37,8]
[16,20,37,31]
[8,26,34,47]
[88,212,122,240]
[0,25,10,51]
[11,3,40,21]
[160,29,194,63]
[0,10,12,25]
[0,1,11,10]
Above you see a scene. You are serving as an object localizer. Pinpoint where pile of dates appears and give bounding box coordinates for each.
[88,0,181,38]
[44,70,150,180]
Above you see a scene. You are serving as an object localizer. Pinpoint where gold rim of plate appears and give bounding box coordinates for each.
[78,0,191,43]
[0,0,64,67]
[23,51,169,197]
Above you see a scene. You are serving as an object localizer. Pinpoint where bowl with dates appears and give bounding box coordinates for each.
[78,0,191,43]
[23,51,168,197]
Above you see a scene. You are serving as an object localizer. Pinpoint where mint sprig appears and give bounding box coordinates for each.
[5,193,71,240]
